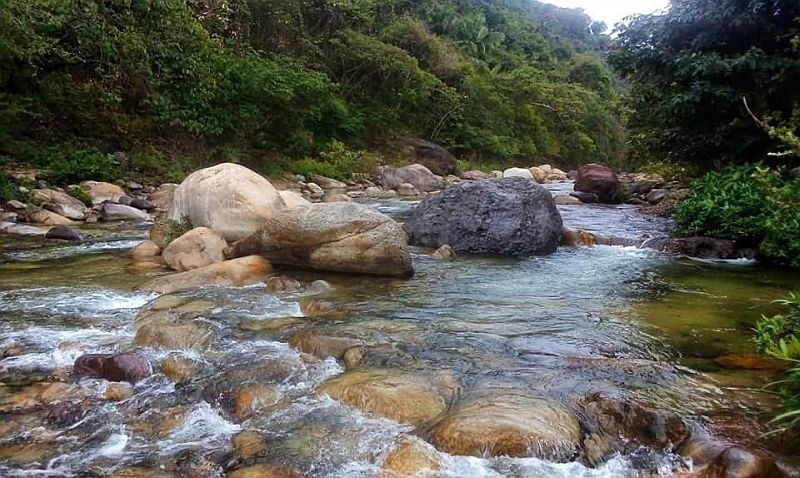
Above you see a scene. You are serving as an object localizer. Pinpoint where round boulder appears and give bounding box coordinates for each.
[380,164,441,193]
[574,164,620,204]
[162,227,227,272]
[503,167,534,180]
[168,163,285,242]
[317,369,458,426]
[429,393,581,460]
[403,177,563,256]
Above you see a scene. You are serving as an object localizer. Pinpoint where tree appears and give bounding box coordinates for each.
[610,0,800,169]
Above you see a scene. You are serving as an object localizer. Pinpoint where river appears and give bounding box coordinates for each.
[1,183,798,477]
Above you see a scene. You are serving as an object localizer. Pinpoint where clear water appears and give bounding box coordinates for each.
[0,192,798,477]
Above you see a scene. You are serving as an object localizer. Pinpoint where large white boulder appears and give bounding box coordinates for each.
[168,163,286,242]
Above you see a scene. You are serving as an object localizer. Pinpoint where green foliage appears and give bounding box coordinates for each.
[288,140,374,180]
[611,0,800,169]
[45,149,120,186]
[66,185,92,207]
[675,164,800,266]
[0,172,17,202]
[0,0,624,172]
[755,293,800,434]
[641,159,697,184]
[164,216,193,246]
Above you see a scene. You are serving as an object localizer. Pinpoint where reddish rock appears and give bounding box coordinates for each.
[714,354,789,371]
[74,352,152,384]
[574,164,620,203]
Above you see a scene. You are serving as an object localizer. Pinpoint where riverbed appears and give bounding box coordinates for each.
[1,184,798,477]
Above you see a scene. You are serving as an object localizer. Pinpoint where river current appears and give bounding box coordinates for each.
[1,182,797,477]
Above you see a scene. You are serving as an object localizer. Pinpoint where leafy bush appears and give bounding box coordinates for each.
[0,172,16,202]
[66,185,93,207]
[755,293,800,435]
[45,150,120,185]
[164,216,194,246]
[675,165,800,267]
[288,140,372,180]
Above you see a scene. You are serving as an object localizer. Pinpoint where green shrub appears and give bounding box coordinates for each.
[0,172,16,202]
[675,165,774,246]
[675,165,800,267]
[288,140,372,180]
[46,149,120,185]
[164,216,194,246]
[755,293,800,435]
[66,185,93,207]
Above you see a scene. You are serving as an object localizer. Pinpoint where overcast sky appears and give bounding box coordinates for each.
[544,0,670,30]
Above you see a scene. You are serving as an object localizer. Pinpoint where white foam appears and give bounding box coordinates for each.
[158,402,241,454]
[0,288,156,318]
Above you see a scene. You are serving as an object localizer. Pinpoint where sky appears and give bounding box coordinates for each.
[544,0,670,30]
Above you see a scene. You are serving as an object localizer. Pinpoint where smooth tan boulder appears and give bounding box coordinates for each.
[139,255,272,294]
[135,321,213,350]
[227,465,300,478]
[80,181,126,205]
[226,202,413,277]
[380,436,443,477]
[317,369,458,426]
[380,164,441,193]
[289,331,362,361]
[528,166,546,183]
[31,189,87,219]
[162,227,227,272]
[169,163,285,242]
[429,393,581,460]
[503,167,534,180]
[278,190,310,208]
[28,209,75,226]
[131,240,161,260]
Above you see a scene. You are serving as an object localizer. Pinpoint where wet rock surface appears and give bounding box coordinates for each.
[404,177,563,255]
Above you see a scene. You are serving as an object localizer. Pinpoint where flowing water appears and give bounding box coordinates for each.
[1,184,798,477]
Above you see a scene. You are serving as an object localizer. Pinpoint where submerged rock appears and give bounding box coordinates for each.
[429,393,581,460]
[139,255,272,294]
[227,465,301,478]
[380,436,443,477]
[580,393,690,465]
[289,331,363,361]
[73,352,152,384]
[317,369,458,426]
[162,227,228,271]
[169,163,285,242]
[574,164,620,203]
[226,202,413,277]
[136,321,214,350]
[403,177,563,256]
[430,244,455,260]
[131,240,161,260]
[644,236,740,259]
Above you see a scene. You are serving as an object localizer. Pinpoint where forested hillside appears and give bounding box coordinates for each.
[0,0,623,179]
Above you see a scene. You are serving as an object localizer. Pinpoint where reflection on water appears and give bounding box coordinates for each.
[0,195,798,477]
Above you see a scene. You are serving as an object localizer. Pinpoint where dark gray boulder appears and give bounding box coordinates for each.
[403,177,563,255]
